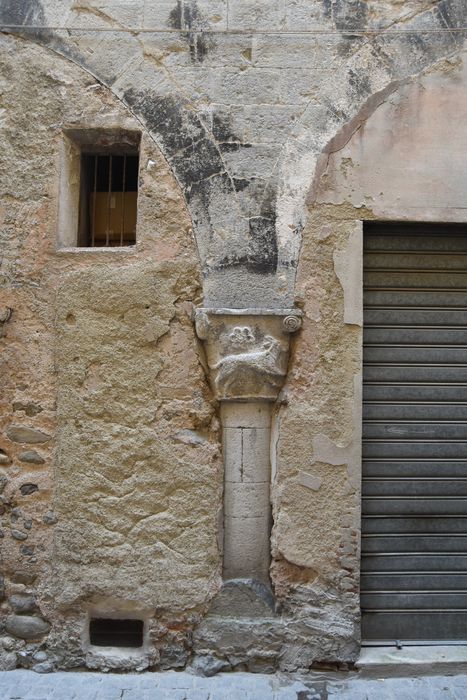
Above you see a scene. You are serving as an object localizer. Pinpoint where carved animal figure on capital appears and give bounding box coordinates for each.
[211,327,286,397]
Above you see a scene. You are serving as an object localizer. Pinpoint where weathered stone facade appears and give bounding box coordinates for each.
[1,0,467,675]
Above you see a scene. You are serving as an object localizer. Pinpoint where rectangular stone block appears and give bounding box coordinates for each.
[228,0,286,30]
[254,35,336,70]
[173,67,282,105]
[220,143,278,179]
[284,1,331,31]
[212,104,301,145]
[242,427,271,482]
[224,427,270,483]
[221,402,271,429]
[224,481,270,517]
[88,1,144,28]
[112,56,170,100]
[279,68,325,105]
[159,34,253,69]
[223,514,271,581]
[143,0,228,30]
[223,426,242,480]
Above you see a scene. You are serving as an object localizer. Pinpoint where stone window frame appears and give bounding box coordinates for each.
[57,128,141,252]
[83,607,151,664]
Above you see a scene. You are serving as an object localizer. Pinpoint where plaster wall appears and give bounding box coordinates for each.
[0,37,222,672]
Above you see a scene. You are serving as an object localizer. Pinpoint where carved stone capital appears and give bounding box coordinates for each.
[194,308,302,402]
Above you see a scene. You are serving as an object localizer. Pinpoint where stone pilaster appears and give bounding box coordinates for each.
[194,308,301,585]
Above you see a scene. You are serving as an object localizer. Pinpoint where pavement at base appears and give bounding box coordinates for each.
[1,669,467,699]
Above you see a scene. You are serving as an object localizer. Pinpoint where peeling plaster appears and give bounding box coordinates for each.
[311,433,349,467]
[297,471,322,491]
[311,372,362,491]
[333,221,363,326]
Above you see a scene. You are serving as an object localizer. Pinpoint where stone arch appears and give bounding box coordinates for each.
[0,0,248,299]
[4,0,465,309]
[276,0,465,295]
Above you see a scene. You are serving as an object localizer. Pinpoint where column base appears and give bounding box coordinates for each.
[193,579,280,675]
[209,578,276,618]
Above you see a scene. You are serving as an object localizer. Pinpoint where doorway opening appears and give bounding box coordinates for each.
[361,221,467,644]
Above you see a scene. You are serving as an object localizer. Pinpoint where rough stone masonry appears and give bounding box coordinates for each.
[1,0,467,675]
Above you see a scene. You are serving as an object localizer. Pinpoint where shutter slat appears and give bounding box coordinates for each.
[363,498,467,516]
[363,516,467,534]
[363,404,467,420]
[365,309,467,325]
[362,573,467,591]
[364,290,467,306]
[363,612,467,642]
[363,480,467,497]
[364,327,467,344]
[363,462,467,479]
[363,385,467,402]
[362,592,467,609]
[362,535,467,554]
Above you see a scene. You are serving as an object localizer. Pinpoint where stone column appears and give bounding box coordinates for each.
[195,309,301,586]
[222,401,272,582]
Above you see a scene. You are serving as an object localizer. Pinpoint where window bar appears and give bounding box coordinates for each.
[121,154,126,247]
[91,155,98,247]
[106,154,112,247]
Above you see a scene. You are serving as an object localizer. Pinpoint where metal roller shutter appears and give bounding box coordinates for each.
[361,222,467,643]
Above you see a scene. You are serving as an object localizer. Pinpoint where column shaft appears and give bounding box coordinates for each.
[221,402,272,583]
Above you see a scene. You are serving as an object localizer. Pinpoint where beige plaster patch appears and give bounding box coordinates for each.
[297,471,322,491]
[333,223,363,327]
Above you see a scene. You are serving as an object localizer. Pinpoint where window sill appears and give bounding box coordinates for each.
[56,245,137,254]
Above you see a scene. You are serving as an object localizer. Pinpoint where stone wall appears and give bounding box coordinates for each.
[0,36,221,671]
[1,0,467,675]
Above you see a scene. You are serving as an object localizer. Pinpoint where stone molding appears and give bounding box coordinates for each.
[194,308,302,402]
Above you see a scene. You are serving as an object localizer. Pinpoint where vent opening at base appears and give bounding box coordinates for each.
[89,618,144,648]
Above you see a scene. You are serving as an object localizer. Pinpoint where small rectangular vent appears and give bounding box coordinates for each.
[89,618,144,648]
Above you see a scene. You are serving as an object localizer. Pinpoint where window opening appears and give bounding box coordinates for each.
[79,152,139,247]
[89,618,144,648]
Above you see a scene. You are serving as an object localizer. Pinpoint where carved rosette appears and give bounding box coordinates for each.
[194,308,302,401]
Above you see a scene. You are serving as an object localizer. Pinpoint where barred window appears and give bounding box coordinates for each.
[79,152,139,247]
[58,129,141,249]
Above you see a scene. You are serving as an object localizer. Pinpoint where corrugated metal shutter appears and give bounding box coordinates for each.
[361,222,467,643]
